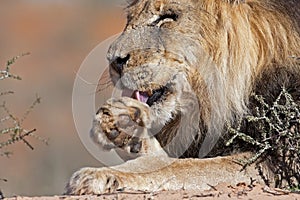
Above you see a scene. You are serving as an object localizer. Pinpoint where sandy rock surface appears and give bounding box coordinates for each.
[4,183,300,200]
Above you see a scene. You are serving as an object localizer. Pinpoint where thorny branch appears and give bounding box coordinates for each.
[0,54,47,157]
[226,88,300,190]
[0,52,29,81]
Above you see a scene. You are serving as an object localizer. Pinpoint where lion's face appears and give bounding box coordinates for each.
[107,0,208,126]
[96,0,300,158]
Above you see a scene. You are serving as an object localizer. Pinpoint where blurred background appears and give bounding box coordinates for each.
[0,0,126,197]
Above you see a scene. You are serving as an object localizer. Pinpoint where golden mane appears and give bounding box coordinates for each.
[193,0,300,136]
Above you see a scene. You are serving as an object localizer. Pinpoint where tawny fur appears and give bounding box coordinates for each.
[124,0,300,147]
[66,0,300,195]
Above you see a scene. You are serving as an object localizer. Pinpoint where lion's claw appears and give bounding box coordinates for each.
[66,167,123,195]
[91,97,151,155]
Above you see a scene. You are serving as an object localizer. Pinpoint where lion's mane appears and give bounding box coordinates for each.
[149,0,300,157]
[107,0,300,158]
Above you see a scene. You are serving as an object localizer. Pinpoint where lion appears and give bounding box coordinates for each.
[66,0,300,195]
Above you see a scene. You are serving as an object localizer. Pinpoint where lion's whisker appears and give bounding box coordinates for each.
[74,71,99,86]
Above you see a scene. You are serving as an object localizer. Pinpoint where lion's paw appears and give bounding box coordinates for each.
[65,167,124,195]
[91,97,152,154]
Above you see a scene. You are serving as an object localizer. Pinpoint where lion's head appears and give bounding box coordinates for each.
[104,0,300,157]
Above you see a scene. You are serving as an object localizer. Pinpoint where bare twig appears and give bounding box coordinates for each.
[0,52,29,81]
[20,94,41,123]
[0,54,46,156]
[263,186,290,196]
[0,129,36,149]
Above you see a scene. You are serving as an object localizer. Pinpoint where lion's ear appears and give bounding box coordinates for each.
[227,0,245,4]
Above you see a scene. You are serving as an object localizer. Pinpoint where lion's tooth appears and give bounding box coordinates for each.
[132,90,141,101]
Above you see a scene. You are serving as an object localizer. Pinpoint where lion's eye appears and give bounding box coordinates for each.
[152,12,178,27]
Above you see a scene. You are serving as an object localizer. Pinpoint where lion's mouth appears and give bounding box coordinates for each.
[122,87,167,106]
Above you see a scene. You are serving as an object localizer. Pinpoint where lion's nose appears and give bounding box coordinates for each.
[110,54,130,75]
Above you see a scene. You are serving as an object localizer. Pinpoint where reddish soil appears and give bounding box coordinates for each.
[5,183,300,200]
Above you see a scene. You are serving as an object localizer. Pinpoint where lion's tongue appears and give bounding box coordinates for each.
[121,89,149,103]
[132,90,149,103]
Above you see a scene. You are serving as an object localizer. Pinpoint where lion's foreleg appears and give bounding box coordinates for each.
[66,152,271,195]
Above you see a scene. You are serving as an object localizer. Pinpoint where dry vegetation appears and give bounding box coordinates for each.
[0,53,46,156]
[0,54,47,199]
[227,88,300,191]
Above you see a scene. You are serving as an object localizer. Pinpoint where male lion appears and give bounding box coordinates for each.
[67,0,300,195]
